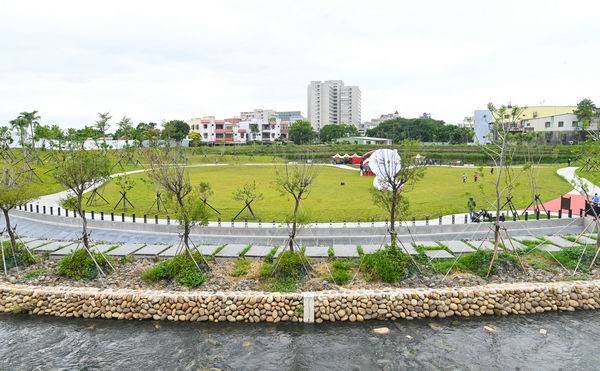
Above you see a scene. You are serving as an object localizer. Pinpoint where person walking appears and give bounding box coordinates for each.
[468,197,477,221]
[474,172,478,182]
[491,167,494,175]
[568,158,571,167]
[462,173,467,183]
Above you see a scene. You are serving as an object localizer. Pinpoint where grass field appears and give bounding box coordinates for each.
[81,164,572,221]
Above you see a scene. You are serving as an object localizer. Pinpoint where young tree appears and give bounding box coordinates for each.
[0,155,34,252]
[117,116,134,144]
[95,112,112,149]
[369,142,425,244]
[274,159,318,251]
[52,149,111,256]
[147,149,210,266]
[232,181,264,221]
[288,120,316,145]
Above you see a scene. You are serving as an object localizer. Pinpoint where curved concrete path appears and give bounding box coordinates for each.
[556,167,600,196]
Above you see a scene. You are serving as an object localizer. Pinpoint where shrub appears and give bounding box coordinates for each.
[0,242,36,270]
[331,268,352,285]
[274,250,307,279]
[25,268,47,278]
[259,263,274,278]
[434,250,518,277]
[553,246,598,272]
[142,251,209,287]
[57,248,113,279]
[357,246,364,256]
[328,247,334,259]
[265,247,278,263]
[361,245,411,283]
[230,259,251,277]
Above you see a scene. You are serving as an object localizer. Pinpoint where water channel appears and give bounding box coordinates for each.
[1,311,598,370]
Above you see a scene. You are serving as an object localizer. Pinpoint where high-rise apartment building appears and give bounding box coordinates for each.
[307,80,361,131]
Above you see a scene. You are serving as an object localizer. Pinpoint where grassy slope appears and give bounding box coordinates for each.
[82,164,572,221]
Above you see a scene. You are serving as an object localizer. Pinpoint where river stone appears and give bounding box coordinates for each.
[425,250,454,259]
[373,327,390,335]
[440,240,474,255]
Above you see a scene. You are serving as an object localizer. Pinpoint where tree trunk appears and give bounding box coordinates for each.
[184,222,191,257]
[390,191,396,247]
[290,198,301,252]
[78,196,90,250]
[2,208,17,251]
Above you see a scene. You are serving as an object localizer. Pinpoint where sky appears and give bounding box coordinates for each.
[1,0,599,130]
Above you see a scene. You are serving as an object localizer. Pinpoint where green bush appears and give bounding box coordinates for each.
[328,246,334,259]
[57,248,113,279]
[264,247,278,263]
[361,245,411,283]
[25,268,47,278]
[230,259,251,277]
[357,246,364,256]
[142,251,209,287]
[259,263,274,278]
[553,246,598,272]
[434,250,518,277]
[331,268,352,285]
[0,242,37,270]
[275,250,306,279]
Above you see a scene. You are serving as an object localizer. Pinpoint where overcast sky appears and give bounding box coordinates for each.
[1,0,599,130]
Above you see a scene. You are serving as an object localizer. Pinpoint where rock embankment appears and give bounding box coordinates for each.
[1,280,599,323]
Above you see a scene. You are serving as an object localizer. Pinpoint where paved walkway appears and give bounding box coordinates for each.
[557,166,600,196]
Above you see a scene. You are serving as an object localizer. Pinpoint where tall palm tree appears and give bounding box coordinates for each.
[18,111,40,151]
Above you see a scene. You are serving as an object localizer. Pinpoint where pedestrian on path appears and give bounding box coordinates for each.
[474,172,478,182]
[468,197,477,221]
[568,158,571,166]
[462,173,467,183]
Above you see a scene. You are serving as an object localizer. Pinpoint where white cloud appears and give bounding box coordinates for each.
[0,0,599,129]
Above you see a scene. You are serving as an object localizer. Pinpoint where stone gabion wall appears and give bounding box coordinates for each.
[1,281,600,324]
[0,285,304,323]
[314,281,600,323]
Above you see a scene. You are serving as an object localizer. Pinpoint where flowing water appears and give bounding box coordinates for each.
[1,311,599,370]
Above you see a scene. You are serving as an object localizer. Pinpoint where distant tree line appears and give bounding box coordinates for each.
[366,117,473,144]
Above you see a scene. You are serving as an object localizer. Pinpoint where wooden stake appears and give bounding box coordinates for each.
[501,229,526,273]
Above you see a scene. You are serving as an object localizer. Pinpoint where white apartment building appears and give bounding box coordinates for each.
[190,116,288,144]
[307,80,361,131]
[240,109,278,122]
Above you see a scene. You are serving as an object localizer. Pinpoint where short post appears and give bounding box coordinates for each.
[65,209,69,217]
[144,214,147,224]
[91,211,94,220]
[536,211,540,220]
[568,209,572,218]
[259,218,262,228]
[121,213,125,222]
[111,212,114,221]
[513,213,516,222]
[580,208,583,217]
[438,215,442,225]
[452,214,455,224]
[244,218,248,228]
[412,216,416,226]
[385,218,388,228]
[101,211,104,221]
[167,215,170,225]
[58,208,61,216]
[343,219,346,227]
[36,205,39,213]
[371,217,375,227]
[218,217,221,227]
[155,215,158,224]
[329,219,332,228]
[43,206,46,214]
[426,216,429,225]
[50,207,53,215]
[464,214,468,224]
[272,220,275,228]
[132,214,136,223]
[558,209,562,219]
[29,204,33,212]
[357,218,360,227]
[231,220,234,228]
[546,211,551,219]
[525,211,528,221]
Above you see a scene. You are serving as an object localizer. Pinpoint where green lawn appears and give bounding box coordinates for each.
[81,164,572,222]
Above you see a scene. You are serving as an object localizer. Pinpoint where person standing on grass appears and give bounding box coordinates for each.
[568,158,571,166]
[468,197,477,220]
[491,167,494,175]
[474,172,478,182]
[462,173,467,183]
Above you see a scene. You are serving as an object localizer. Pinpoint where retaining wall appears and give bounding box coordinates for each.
[1,280,600,323]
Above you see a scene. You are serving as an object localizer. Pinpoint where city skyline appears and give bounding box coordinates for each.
[1,1,599,129]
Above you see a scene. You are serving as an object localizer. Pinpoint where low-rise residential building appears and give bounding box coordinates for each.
[360,111,400,134]
[276,111,304,123]
[189,116,288,144]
